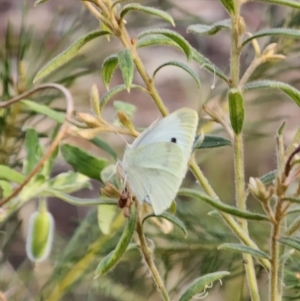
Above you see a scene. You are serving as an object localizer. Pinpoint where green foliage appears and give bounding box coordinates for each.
[2,1,300,301]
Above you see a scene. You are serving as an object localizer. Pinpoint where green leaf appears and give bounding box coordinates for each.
[153,61,200,88]
[0,165,25,184]
[244,80,300,106]
[219,0,235,14]
[0,180,12,197]
[118,49,134,91]
[137,34,181,49]
[33,30,109,82]
[23,128,44,175]
[100,84,147,110]
[187,19,231,35]
[218,243,270,259]
[101,55,118,90]
[94,206,136,278]
[278,237,300,252]
[46,189,117,206]
[195,135,232,149]
[256,0,300,9]
[21,100,65,123]
[143,211,187,237]
[228,89,245,134]
[90,137,118,161]
[178,271,230,301]
[260,170,276,185]
[60,144,108,180]
[98,205,117,235]
[178,189,269,221]
[283,197,300,204]
[192,48,228,83]
[46,171,91,193]
[242,28,300,48]
[120,4,175,26]
[137,29,193,60]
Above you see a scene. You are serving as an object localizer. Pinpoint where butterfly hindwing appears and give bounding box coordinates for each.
[124,142,186,215]
[120,107,198,215]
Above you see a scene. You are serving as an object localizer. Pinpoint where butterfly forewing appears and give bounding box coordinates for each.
[120,108,198,215]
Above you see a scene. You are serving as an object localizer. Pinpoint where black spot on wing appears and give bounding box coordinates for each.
[171,137,177,143]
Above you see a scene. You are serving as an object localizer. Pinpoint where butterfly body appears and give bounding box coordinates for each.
[119,108,198,215]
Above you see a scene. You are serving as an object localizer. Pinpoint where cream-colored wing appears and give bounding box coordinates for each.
[123,142,186,215]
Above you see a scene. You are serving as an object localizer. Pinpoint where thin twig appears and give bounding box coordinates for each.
[136,208,171,301]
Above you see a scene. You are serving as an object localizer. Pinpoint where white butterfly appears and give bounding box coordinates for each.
[117,107,198,215]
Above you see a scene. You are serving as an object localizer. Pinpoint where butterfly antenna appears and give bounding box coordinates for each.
[100,117,131,147]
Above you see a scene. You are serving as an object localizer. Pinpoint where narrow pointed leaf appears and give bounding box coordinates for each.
[0,165,25,184]
[219,0,235,14]
[228,89,245,134]
[21,100,65,123]
[90,137,117,161]
[244,80,300,106]
[187,19,231,35]
[23,128,44,175]
[278,237,300,252]
[218,243,270,259]
[260,170,276,185]
[94,206,136,278]
[137,34,181,49]
[195,135,232,149]
[120,4,175,26]
[118,49,134,91]
[178,271,230,301]
[46,189,117,206]
[100,84,147,109]
[153,61,200,88]
[179,189,269,221]
[282,197,300,204]
[137,29,192,60]
[242,28,300,48]
[256,0,300,9]
[34,30,109,82]
[60,144,108,180]
[143,211,187,237]
[101,54,118,90]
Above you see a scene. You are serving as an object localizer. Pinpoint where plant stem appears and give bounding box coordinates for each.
[231,2,260,299]
[136,212,171,301]
[270,215,280,301]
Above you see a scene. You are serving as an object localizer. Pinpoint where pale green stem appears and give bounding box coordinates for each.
[230,1,261,298]
[234,135,261,301]
[270,215,281,301]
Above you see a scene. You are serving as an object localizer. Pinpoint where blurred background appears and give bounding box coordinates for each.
[1,0,300,300]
